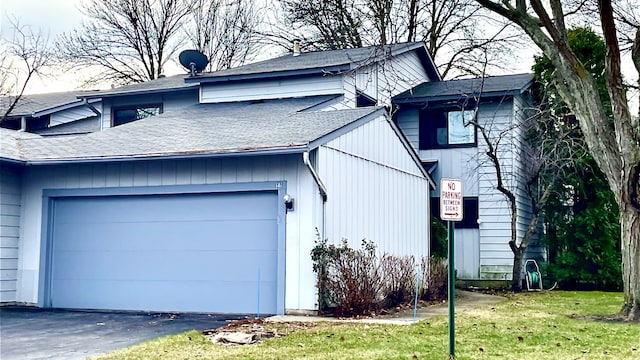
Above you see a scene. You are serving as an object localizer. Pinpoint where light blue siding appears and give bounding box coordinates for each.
[48,190,280,314]
[476,100,519,278]
[100,90,199,129]
[200,76,343,104]
[341,51,430,109]
[0,164,21,302]
[455,229,480,279]
[319,114,430,259]
[396,108,419,149]
[49,106,97,127]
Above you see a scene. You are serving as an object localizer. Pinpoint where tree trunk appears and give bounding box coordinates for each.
[511,246,524,292]
[620,203,640,320]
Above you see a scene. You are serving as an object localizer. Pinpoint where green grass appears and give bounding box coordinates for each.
[91,291,639,360]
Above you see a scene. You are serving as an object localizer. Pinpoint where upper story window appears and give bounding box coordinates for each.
[112,104,162,127]
[419,108,477,149]
[447,110,476,144]
[356,90,377,107]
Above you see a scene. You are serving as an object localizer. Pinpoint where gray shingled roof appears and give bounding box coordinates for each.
[0,90,101,117]
[0,128,41,161]
[194,42,429,81]
[394,73,534,103]
[7,96,382,163]
[78,74,196,98]
[81,42,438,98]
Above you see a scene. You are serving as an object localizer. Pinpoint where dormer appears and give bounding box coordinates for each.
[0,91,102,135]
[190,42,441,109]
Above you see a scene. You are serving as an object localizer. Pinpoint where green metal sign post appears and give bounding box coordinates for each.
[440,178,463,359]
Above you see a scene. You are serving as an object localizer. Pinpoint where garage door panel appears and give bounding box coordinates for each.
[53,220,277,252]
[53,250,278,282]
[54,193,277,224]
[49,189,281,314]
[52,278,278,313]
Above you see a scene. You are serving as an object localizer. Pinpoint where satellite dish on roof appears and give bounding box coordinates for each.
[179,50,209,77]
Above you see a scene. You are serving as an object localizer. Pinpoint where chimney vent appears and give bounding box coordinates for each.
[293,39,301,57]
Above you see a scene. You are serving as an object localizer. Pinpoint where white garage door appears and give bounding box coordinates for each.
[48,190,280,314]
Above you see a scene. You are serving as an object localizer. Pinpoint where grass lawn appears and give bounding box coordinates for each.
[92,291,639,360]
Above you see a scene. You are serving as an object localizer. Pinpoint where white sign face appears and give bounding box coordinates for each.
[440,178,463,221]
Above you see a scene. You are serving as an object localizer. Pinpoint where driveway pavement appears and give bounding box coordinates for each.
[0,307,241,360]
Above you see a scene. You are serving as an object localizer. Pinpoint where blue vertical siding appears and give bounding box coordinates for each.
[0,164,21,302]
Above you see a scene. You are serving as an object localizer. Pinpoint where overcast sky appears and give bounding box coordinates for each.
[1,0,86,93]
[1,0,83,37]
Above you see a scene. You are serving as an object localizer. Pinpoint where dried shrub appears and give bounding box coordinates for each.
[380,255,417,308]
[420,256,448,301]
[311,237,383,316]
[311,235,422,317]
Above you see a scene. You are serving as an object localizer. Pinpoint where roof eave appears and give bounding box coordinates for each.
[414,44,442,82]
[77,84,198,100]
[22,145,310,165]
[32,98,101,118]
[393,89,526,104]
[187,64,351,84]
[0,157,25,165]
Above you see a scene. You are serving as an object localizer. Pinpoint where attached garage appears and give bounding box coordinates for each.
[40,183,286,314]
[5,98,432,315]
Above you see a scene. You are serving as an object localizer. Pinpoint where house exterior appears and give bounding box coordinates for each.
[393,74,545,280]
[0,42,436,314]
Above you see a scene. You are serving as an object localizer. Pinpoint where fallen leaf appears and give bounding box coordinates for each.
[340,336,345,342]
[517,336,524,342]
[478,347,484,352]
[412,355,418,359]
[556,343,561,347]
[298,343,305,348]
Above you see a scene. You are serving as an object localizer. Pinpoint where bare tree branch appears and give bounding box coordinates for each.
[0,18,52,122]
[56,0,193,85]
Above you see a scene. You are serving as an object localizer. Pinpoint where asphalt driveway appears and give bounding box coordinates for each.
[0,306,241,360]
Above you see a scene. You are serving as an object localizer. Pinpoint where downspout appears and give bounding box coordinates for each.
[19,116,26,132]
[303,151,328,239]
[83,99,101,116]
[303,151,327,202]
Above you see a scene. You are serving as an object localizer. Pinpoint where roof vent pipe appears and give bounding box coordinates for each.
[293,39,301,57]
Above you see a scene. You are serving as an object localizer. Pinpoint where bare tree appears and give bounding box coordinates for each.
[185,0,262,71]
[56,0,193,85]
[470,90,586,291]
[0,19,51,121]
[272,0,523,78]
[476,0,640,320]
[275,0,364,50]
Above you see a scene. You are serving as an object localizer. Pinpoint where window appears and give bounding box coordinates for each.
[112,104,162,127]
[447,110,476,145]
[356,90,377,107]
[419,109,477,149]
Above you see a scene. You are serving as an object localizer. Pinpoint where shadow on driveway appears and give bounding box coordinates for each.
[0,307,244,360]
